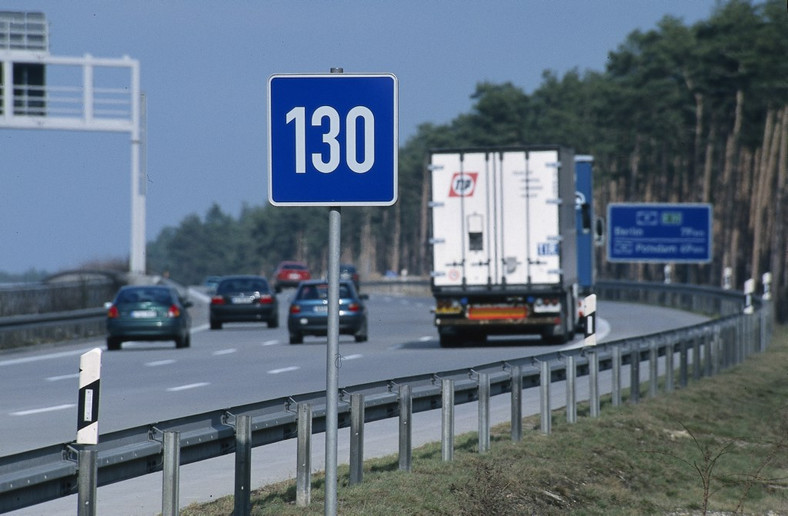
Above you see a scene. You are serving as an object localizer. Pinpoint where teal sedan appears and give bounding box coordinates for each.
[106,285,192,350]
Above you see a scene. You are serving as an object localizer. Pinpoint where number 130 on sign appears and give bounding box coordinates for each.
[268,73,398,207]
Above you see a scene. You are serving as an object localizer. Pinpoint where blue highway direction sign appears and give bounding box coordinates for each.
[607,203,712,263]
[268,73,398,206]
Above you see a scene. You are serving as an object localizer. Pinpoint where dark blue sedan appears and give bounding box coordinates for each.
[287,279,368,344]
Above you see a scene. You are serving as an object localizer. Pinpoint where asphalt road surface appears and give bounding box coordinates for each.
[3,289,708,515]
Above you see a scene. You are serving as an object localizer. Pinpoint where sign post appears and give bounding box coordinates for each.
[268,70,398,515]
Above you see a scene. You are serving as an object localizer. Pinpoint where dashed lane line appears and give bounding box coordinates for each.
[267,366,300,375]
[146,359,176,367]
[10,404,75,416]
[166,382,210,392]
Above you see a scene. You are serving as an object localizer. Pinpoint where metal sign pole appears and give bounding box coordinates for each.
[325,205,340,516]
[322,65,345,516]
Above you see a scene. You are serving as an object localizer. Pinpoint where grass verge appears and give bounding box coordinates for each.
[183,325,788,515]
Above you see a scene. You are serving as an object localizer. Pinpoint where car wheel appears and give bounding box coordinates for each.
[210,319,222,330]
[354,321,368,342]
[268,314,279,328]
[176,334,190,349]
[289,333,303,344]
[107,337,122,351]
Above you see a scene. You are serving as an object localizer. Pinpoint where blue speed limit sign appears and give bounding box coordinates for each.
[268,73,398,206]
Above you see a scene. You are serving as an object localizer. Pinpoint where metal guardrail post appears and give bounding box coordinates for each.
[589,350,599,418]
[296,403,312,507]
[629,346,640,404]
[703,329,712,378]
[349,393,364,485]
[692,332,702,381]
[679,337,689,388]
[540,360,551,434]
[566,355,576,423]
[398,384,412,471]
[664,337,674,393]
[162,431,180,516]
[441,379,455,461]
[510,365,522,442]
[77,447,97,516]
[478,373,490,453]
[611,345,621,406]
[648,340,658,398]
[234,415,252,516]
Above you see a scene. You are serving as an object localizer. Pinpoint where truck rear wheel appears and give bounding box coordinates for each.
[439,333,461,348]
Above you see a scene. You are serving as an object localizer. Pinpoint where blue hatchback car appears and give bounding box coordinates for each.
[287,279,368,344]
[106,285,192,350]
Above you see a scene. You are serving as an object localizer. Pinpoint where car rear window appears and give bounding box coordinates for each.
[218,278,268,293]
[117,288,172,304]
[296,284,351,300]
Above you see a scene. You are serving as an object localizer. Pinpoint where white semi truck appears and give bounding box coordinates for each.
[429,146,580,346]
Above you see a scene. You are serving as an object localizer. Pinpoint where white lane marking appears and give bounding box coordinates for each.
[11,404,75,416]
[267,366,300,375]
[342,354,363,361]
[419,336,433,342]
[0,348,92,367]
[146,359,176,367]
[262,340,279,346]
[212,348,237,356]
[166,382,210,392]
[46,373,80,382]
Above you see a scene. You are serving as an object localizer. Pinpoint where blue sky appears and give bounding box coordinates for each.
[1,0,719,274]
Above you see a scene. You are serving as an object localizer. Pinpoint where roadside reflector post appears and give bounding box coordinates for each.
[762,272,772,301]
[583,295,596,347]
[743,278,754,314]
[723,266,733,289]
[77,348,102,445]
[77,348,101,516]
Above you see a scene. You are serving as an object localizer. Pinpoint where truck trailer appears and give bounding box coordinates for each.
[429,146,580,347]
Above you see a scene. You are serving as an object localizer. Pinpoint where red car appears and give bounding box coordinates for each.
[273,261,311,292]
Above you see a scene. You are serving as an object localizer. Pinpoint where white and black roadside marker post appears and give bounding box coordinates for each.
[583,294,597,347]
[77,348,102,516]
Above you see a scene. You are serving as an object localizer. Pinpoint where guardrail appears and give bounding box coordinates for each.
[0,280,773,513]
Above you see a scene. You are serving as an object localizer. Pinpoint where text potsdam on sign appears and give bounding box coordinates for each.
[268,73,398,206]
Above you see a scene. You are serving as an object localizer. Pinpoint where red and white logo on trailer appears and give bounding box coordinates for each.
[449,172,478,197]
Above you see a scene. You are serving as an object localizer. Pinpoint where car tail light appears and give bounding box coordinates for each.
[107,305,119,318]
[168,305,181,318]
[348,302,360,312]
[259,294,274,304]
[211,296,225,305]
[289,305,301,314]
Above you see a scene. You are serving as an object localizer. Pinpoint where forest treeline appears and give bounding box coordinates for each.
[146,0,788,320]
